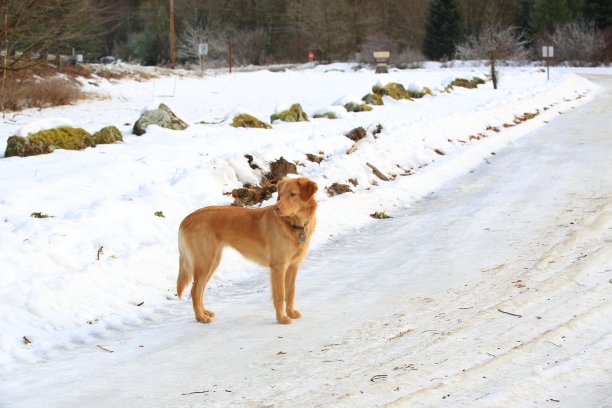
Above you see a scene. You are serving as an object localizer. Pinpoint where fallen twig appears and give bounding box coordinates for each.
[96,344,114,353]
[181,390,209,396]
[366,162,389,181]
[475,393,492,401]
[497,308,522,318]
[388,328,413,341]
[346,139,363,155]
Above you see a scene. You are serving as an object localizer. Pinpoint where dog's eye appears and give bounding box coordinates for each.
[290,192,297,197]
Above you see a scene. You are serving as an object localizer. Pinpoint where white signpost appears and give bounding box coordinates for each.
[542,46,554,80]
[198,43,208,73]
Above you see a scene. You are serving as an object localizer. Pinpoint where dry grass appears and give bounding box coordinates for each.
[1,77,84,111]
[1,63,95,112]
[0,62,160,112]
[90,65,158,82]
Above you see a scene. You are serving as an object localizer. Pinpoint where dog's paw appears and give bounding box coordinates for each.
[196,314,213,323]
[277,315,293,324]
[287,309,302,319]
[203,309,215,318]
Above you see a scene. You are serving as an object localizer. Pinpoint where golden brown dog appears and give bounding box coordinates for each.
[177,177,318,324]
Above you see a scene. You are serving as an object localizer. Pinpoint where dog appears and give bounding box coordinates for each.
[177,177,318,324]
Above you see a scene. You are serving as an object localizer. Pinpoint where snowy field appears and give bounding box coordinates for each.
[0,62,610,406]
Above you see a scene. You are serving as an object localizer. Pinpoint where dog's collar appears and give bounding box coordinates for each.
[290,222,308,244]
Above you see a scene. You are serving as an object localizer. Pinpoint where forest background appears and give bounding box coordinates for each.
[1,0,610,70]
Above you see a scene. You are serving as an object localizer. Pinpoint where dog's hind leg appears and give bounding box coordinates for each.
[191,248,222,323]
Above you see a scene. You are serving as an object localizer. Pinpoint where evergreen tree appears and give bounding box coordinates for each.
[530,0,573,36]
[516,0,535,41]
[583,0,612,30]
[423,0,464,60]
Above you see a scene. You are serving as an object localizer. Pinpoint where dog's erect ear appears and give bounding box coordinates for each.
[275,178,286,200]
[298,178,318,201]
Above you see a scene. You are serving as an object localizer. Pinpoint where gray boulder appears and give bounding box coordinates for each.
[132,103,189,136]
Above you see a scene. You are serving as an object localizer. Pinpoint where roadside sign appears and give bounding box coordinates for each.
[198,43,208,56]
[542,46,554,80]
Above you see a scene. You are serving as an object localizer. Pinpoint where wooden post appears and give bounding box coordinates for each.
[170,0,175,68]
[542,46,553,81]
[229,42,232,73]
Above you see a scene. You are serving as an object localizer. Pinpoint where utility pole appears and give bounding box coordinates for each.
[170,0,175,68]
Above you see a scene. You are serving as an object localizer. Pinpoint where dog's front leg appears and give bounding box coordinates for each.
[270,264,291,324]
[285,264,301,319]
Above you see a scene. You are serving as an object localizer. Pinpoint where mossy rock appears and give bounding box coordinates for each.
[312,111,337,119]
[270,103,309,123]
[407,90,426,99]
[133,103,189,135]
[451,78,483,89]
[372,82,412,100]
[93,126,123,144]
[362,93,384,105]
[5,126,95,157]
[344,102,373,112]
[471,77,486,86]
[231,113,271,129]
[451,78,474,89]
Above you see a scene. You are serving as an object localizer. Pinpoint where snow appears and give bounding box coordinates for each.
[0,62,611,406]
[17,117,75,136]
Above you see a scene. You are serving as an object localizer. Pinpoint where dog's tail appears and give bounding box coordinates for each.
[176,228,193,300]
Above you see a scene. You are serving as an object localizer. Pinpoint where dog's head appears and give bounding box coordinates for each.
[274,177,318,217]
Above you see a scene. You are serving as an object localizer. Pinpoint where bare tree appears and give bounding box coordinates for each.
[1,0,120,71]
[548,21,605,66]
[457,24,528,89]
[177,21,211,63]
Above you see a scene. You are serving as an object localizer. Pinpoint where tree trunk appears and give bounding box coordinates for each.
[490,58,498,89]
[1,5,8,116]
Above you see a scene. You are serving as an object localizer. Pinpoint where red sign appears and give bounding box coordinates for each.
[308,51,314,62]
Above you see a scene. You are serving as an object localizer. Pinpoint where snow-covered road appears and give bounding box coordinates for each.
[2,74,611,407]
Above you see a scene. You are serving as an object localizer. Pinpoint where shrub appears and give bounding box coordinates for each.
[393,47,426,69]
[548,21,606,65]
